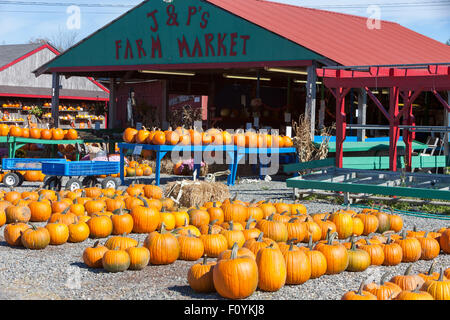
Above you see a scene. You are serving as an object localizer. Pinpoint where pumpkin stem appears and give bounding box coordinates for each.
[349,235,357,251]
[288,241,295,251]
[245,218,255,230]
[307,234,313,250]
[426,261,436,275]
[202,254,208,265]
[160,222,167,234]
[256,232,264,242]
[438,268,445,282]
[404,264,413,275]
[230,242,239,260]
[327,232,338,245]
[380,272,391,285]
[357,278,367,296]
[267,213,274,221]
[62,206,71,215]
[401,229,407,240]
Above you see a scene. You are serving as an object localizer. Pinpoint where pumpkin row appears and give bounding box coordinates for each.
[342,263,450,300]
[0,125,79,140]
[123,127,294,148]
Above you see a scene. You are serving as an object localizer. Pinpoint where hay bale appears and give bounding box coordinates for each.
[165,180,230,208]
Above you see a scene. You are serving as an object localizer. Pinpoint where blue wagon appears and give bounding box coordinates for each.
[1,158,67,187]
[41,160,121,191]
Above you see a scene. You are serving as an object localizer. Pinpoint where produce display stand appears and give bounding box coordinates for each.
[118,143,298,186]
[230,147,298,185]
[6,136,84,160]
[41,160,121,191]
[118,143,237,186]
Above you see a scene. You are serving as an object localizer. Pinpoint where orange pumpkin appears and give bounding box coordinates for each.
[165,131,180,145]
[66,129,78,140]
[9,126,22,137]
[30,128,41,139]
[40,129,52,140]
[152,131,166,145]
[51,128,65,140]
[123,128,138,143]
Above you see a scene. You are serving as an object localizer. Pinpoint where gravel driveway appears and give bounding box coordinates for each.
[0,175,449,300]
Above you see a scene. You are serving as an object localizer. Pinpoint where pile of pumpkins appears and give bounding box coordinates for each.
[342,263,450,300]
[123,127,294,148]
[0,125,79,140]
[1,187,449,300]
[121,161,153,178]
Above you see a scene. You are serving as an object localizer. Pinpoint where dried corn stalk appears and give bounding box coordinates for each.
[292,114,333,174]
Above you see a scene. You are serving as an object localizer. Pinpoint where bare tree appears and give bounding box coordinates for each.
[29,26,79,52]
[447,38,450,46]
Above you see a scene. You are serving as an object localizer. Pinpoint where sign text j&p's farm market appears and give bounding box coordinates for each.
[114,4,251,61]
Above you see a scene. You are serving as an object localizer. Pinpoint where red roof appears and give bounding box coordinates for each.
[207,0,450,66]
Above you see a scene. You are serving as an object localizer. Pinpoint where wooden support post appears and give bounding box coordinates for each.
[161,80,168,130]
[389,86,400,171]
[357,88,367,142]
[108,78,116,129]
[335,87,348,168]
[446,91,450,157]
[306,62,317,139]
[51,72,60,128]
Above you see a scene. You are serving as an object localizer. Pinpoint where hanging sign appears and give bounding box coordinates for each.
[286,126,292,138]
[133,145,143,155]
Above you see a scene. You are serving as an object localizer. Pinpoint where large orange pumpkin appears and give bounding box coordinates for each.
[152,131,166,145]
[66,129,78,140]
[0,124,9,136]
[41,129,52,140]
[123,128,138,143]
[51,128,65,140]
[165,131,180,145]
[9,126,23,137]
[30,128,41,139]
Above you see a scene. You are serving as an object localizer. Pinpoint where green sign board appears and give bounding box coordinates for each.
[43,0,323,71]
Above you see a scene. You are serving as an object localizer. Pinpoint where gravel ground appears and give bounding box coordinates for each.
[0,175,449,300]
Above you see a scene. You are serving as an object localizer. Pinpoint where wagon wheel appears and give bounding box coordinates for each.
[3,172,21,187]
[82,176,99,187]
[101,177,118,190]
[16,171,25,186]
[43,176,62,191]
[65,178,82,191]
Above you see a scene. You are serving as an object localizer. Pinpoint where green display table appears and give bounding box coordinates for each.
[315,141,429,153]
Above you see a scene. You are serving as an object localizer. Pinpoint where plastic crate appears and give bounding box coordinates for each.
[2,158,67,171]
[42,160,120,176]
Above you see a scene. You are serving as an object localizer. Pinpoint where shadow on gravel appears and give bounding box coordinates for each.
[167,285,222,300]
[0,241,28,249]
[70,261,108,274]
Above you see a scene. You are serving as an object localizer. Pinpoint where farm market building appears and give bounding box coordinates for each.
[0,43,110,129]
[34,0,450,142]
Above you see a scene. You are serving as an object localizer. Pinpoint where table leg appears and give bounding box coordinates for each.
[293,152,300,177]
[120,149,125,185]
[226,151,234,186]
[232,153,245,185]
[155,151,167,186]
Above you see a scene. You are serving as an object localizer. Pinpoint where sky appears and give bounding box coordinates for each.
[0,0,449,47]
